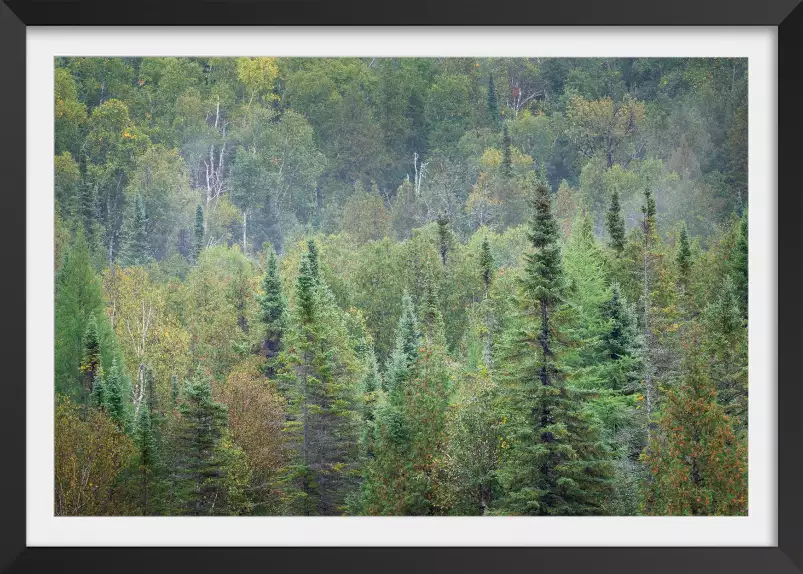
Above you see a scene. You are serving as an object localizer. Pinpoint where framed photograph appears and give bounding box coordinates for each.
[1,0,801,572]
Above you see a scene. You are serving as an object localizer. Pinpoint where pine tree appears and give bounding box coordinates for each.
[501,123,513,179]
[606,190,626,254]
[123,194,149,266]
[494,183,613,515]
[676,222,692,291]
[172,373,230,515]
[487,73,500,127]
[193,204,205,263]
[436,214,451,266]
[258,249,287,377]
[79,313,102,398]
[642,340,747,515]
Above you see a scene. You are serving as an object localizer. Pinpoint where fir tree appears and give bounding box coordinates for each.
[675,222,692,291]
[102,358,130,432]
[501,123,513,179]
[173,373,230,515]
[640,187,659,434]
[79,313,102,397]
[494,183,613,515]
[487,73,500,127]
[277,247,361,515]
[384,292,421,394]
[193,204,205,263]
[133,403,159,514]
[436,214,451,266]
[642,340,747,515]
[606,190,626,254]
[479,235,494,296]
[702,275,748,428]
[306,239,320,281]
[258,249,287,377]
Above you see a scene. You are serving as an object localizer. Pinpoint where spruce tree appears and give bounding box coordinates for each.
[702,275,748,428]
[479,235,494,296]
[436,214,451,266]
[102,358,130,432]
[358,292,425,514]
[193,204,205,263]
[277,243,361,515]
[79,313,102,397]
[501,123,513,179]
[258,249,287,377]
[134,402,159,514]
[606,190,626,254]
[640,187,658,434]
[487,73,500,127]
[675,222,692,291]
[642,341,747,515]
[173,373,230,515]
[306,239,320,280]
[494,183,613,515]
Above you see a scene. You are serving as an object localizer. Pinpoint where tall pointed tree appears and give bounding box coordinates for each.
[606,190,625,254]
[258,249,287,377]
[79,313,102,398]
[193,204,205,263]
[676,222,692,292]
[494,183,613,515]
[436,215,451,266]
[123,193,149,266]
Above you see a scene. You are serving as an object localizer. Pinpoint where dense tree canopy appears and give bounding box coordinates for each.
[54,57,747,516]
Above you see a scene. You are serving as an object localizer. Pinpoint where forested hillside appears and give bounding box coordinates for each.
[54,57,748,516]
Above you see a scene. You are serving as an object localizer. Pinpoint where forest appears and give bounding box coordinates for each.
[53,57,748,516]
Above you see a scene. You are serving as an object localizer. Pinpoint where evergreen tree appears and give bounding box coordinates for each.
[702,275,748,428]
[494,183,613,515]
[606,190,626,254]
[55,230,114,401]
[487,73,500,127]
[123,194,149,266]
[479,235,494,296]
[258,249,287,377]
[277,245,361,515]
[436,214,451,266]
[676,222,692,291]
[306,239,320,281]
[357,292,427,514]
[79,313,102,397]
[640,187,659,434]
[501,123,513,179]
[133,402,159,514]
[172,373,230,515]
[193,204,205,263]
[642,341,747,515]
[102,358,130,432]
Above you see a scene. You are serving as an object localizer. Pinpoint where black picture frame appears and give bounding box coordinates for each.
[1,1,800,572]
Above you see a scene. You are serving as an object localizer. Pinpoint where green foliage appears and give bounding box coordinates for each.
[606,190,626,254]
[53,57,749,517]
